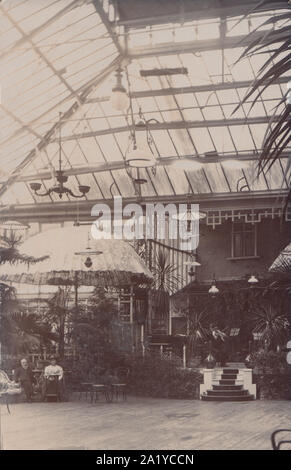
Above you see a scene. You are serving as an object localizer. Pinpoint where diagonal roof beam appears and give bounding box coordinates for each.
[92,0,125,56]
[0,54,123,200]
[50,115,282,142]
[0,1,79,61]
[1,6,84,105]
[0,103,43,144]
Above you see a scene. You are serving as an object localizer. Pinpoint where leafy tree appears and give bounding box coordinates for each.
[0,283,57,356]
[0,230,51,360]
[63,287,118,380]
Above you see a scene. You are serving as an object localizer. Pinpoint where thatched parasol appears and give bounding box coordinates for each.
[269,242,291,274]
[0,226,153,292]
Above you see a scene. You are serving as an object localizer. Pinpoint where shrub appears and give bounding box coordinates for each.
[249,349,288,399]
[127,354,203,399]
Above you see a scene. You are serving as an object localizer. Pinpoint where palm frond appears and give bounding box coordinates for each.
[232,1,290,176]
[0,231,49,265]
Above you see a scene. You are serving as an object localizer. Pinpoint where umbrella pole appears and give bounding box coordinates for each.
[74,275,78,308]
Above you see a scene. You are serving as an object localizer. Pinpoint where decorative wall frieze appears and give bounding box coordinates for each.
[205,206,291,229]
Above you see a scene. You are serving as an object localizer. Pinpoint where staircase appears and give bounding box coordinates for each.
[201,367,255,402]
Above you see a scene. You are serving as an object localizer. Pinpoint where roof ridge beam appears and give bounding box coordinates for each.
[15,152,291,183]
[0,190,289,223]
[128,31,279,58]
[112,2,288,28]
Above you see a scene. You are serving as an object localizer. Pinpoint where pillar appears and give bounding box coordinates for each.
[200,369,214,398]
[243,369,256,398]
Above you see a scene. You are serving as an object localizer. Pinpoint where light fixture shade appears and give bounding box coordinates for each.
[172,209,206,221]
[171,158,203,171]
[248,275,259,284]
[84,256,93,268]
[0,220,29,230]
[126,144,156,168]
[110,88,129,112]
[222,159,249,170]
[209,284,219,295]
[30,182,42,192]
[184,260,201,266]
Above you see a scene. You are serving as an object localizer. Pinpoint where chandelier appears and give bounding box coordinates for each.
[30,113,90,199]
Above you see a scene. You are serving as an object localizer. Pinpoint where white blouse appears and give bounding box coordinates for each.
[44,365,63,380]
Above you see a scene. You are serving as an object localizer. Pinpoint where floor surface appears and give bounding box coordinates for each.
[1,395,291,450]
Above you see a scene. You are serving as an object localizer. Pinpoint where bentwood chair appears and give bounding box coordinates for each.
[91,384,112,403]
[271,429,291,450]
[78,382,93,401]
[111,367,130,401]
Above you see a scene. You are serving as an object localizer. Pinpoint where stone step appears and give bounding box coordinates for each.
[201,394,254,402]
[223,369,239,374]
[213,384,243,391]
[221,374,237,380]
[219,379,236,385]
[208,390,248,397]
[213,377,244,383]
[226,363,246,368]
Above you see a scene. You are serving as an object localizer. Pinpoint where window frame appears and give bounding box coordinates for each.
[229,221,258,260]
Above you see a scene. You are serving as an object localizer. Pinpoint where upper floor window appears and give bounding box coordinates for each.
[231,222,257,258]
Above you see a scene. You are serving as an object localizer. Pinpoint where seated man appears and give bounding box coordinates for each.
[43,356,64,401]
[14,358,35,402]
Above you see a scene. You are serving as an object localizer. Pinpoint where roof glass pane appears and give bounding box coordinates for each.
[0,2,287,204]
[188,128,215,154]
[168,129,197,156]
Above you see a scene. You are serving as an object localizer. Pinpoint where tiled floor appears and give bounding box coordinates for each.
[1,396,291,450]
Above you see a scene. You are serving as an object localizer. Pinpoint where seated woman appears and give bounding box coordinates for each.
[42,356,64,401]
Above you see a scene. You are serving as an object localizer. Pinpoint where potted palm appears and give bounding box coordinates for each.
[151,250,182,332]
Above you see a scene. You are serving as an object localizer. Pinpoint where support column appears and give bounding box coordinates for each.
[183,344,187,369]
[200,369,214,398]
[130,285,134,352]
[141,324,145,357]
[243,369,256,398]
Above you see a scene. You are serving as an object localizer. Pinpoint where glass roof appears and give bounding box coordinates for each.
[0,1,289,207]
